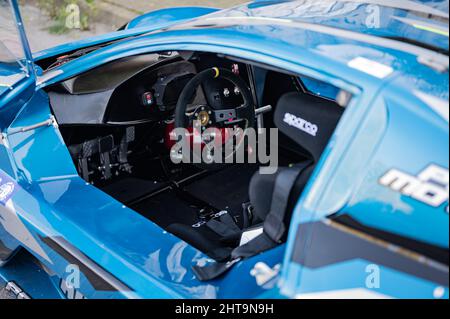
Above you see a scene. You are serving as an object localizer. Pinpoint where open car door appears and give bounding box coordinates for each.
[0,0,36,130]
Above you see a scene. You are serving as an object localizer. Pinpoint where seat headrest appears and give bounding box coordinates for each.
[274,92,344,162]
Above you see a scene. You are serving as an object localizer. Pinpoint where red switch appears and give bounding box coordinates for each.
[142,92,154,106]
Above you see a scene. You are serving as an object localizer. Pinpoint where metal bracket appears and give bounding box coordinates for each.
[0,132,9,148]
[255,104,272,133]
[7,115,57,136]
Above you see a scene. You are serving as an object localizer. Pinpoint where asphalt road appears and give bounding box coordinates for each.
[0,279,15,299]
[104,0,246,13]
[1,1,247,53]
[0,3,25,59]
[0,287,15,299]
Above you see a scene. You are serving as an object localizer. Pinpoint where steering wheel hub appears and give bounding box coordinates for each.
[197,110,210,127]
[174,67,255,169]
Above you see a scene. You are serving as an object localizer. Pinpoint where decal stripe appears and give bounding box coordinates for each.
[0,239,13,261]
[291,221,449,286]
[39,235,132,292]
[296,288,392,299]
[331,215,449,266]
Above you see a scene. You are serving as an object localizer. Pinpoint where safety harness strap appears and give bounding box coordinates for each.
[193,162,311,281]
[206,213,242,240]
[192,258,242,282]
[264,165,309,243]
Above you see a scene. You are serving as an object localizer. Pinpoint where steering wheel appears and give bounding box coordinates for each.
[174,67,255,168]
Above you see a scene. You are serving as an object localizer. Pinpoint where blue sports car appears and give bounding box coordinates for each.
[0,0,448,299]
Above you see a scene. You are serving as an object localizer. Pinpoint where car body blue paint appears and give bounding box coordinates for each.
[0,0,448,299]
[0,76,35,130]
[0,64,24,97]
[0,250,64,299]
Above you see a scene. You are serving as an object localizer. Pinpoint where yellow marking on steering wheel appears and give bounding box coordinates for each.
[213,67,220,78]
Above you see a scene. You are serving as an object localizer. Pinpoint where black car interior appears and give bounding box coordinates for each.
[44,51,345,266]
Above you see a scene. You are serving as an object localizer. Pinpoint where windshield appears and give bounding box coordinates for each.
[11,1,245,53]
[215,0,449,52]
[0,0,29,96]
[0,0,25,67]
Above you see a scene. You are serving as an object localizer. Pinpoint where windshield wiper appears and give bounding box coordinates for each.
[45,45,106,71]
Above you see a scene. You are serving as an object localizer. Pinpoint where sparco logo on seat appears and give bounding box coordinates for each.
[283,113,318,137]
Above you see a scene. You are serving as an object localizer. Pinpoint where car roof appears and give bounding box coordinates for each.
[158,0,449,100]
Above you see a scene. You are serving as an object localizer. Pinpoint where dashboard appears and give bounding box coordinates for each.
[48,51,251,126]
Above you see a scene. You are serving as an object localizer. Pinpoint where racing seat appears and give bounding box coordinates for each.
[248,92,344,236]
[230,92,343,254]
[192,91,344,280]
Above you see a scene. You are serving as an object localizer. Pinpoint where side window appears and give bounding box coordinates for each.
[299,76,341,101]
